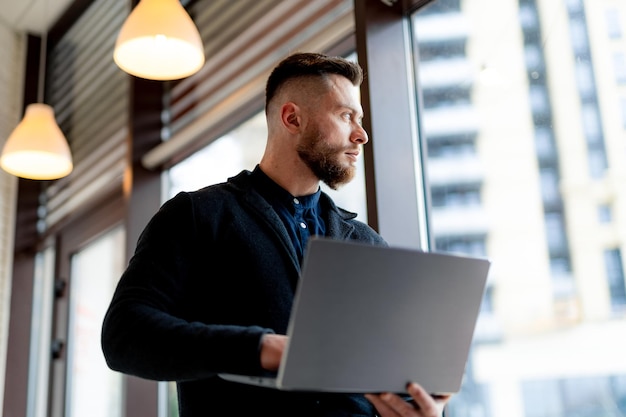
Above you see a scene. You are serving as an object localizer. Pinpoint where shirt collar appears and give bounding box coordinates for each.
[252,165,321,210]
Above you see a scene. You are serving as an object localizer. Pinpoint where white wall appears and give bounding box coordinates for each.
[0,22,25,413]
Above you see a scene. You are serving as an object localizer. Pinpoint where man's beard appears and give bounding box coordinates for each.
[296,129,356,190]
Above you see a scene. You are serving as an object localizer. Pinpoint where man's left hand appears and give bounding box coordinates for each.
[365,382,451,417]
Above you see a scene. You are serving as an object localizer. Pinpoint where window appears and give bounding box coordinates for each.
[534,128,555,160]
[614,52,626,84]
[581,104,601,142]
[606,8,623,39]
[539,167,560,204]
[434,235,486,257]
[587,148,608,179]
[529,85,549,112]
[568,19,589,53]
[413,0,626,415]
[598,204,612,223]
[575,61,595,99]
[605,249,626,311]
[430,184,481,208]
[544,212,567,252]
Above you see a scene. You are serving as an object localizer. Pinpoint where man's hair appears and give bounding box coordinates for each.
[265,52,363,110]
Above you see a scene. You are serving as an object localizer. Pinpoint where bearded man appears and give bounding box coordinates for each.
[102,52,450,417]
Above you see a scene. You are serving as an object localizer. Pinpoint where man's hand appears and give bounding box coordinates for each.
[365,382,451,417]
[260,334,288,371]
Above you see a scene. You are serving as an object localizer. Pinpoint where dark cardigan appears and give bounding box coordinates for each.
[101,169,387,417]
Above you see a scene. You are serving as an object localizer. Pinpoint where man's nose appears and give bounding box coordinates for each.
[352,124,369,144]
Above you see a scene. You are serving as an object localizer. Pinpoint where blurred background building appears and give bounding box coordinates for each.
[414,0,626,415]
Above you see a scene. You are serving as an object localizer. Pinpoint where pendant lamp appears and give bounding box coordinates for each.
[1,104,73,180]
[113,0,205,80]
[1,29,73,180]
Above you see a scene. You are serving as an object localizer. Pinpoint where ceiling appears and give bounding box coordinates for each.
[0,0,74,34]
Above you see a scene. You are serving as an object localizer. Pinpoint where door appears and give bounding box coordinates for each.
[48,193,125,417]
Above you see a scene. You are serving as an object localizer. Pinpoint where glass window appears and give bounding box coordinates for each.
[524,45,542,70]
[581,104,601,142]
[529,85,549,112]
[413,0,626,415]
[519,4,538,29]
[544,212,566,252]
[66,227,124,417]
[168,112,268,198]
[614,52,626,84]
[568,19,589,52]
[430,184,481,208]
[575,61,595,98]
[605,249,626,311]
[597,204,612,223]
[606,8,623,39]
[587,148,608,179]
[534,128,555,160]
[539,167,559,204]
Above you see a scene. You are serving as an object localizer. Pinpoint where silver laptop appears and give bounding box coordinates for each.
[219,237,491,395]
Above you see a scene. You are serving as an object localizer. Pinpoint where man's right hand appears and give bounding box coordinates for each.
[260,334,288,371]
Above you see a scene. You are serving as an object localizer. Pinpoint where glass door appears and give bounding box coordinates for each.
[64,226,124,417]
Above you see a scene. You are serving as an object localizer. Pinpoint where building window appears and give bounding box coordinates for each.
[587,148,608,179]
[575,61,595,99]
[529,85,549,112]
[598,204,612,223]
[614,53,626,84]
[568,18,589,53]
[435,235,486,257]
[534,128,555,160]
[606,8,623,39]
[605,249,626,311]
[430,184,481,208]
[582,104,602,143]
[545,212,567,252]
[519,4,539,29]
[539,167,560,204]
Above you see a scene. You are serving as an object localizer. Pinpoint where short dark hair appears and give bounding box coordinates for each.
[265,52,363,109]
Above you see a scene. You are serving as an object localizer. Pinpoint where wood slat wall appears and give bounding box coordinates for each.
[43,0,130,232]
[0,22,25,414]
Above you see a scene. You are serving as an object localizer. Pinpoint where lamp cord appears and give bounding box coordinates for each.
[38,31,46,103]
[37,0,48,104]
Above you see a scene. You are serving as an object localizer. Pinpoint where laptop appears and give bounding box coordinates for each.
[219,237,491,395]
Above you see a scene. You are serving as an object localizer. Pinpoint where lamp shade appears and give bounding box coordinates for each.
[113,0,205,80]
[1,103,73,180]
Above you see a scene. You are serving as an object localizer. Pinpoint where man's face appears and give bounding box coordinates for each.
[296,75,368,190]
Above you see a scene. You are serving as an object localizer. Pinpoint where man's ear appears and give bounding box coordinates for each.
[281,102,301,133]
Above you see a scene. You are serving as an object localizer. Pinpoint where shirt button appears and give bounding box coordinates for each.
[300,222,307,229]
[293,198,300,204]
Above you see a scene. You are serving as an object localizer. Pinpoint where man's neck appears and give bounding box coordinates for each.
[258,160,319,197]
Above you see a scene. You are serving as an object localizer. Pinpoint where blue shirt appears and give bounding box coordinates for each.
[252,166,326,263]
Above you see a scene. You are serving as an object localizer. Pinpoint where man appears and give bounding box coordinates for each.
[102,52,450,416]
